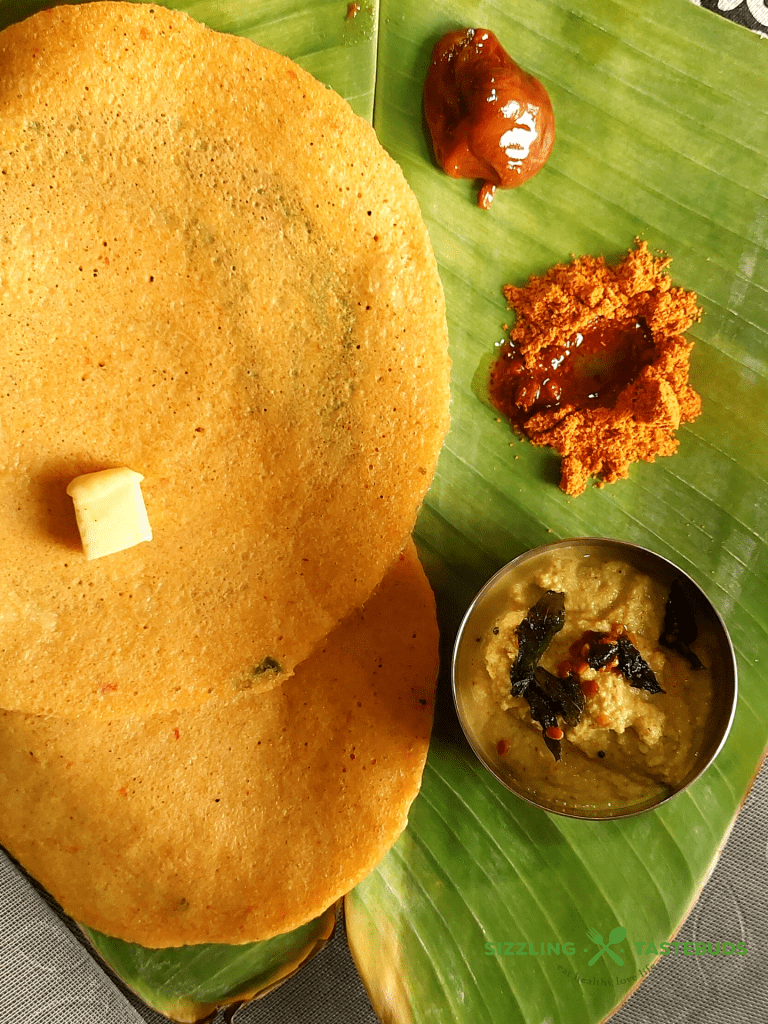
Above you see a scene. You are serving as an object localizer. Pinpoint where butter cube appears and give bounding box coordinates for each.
[67,468,152,560]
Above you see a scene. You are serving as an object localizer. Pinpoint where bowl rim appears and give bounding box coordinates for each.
[451,535,739,821]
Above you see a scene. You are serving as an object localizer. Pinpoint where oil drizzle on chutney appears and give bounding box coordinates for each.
[490,318,656,427]
[423,28,555,209]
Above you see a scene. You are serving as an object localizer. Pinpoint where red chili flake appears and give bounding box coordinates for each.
[173,728,180,740]
[580,678,599,697]
[100,682,118,693]
[497,738,510,756]
[545,725,564,741]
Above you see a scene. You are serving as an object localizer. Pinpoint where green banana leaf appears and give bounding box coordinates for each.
[2,0,766,1021]
[346,1,768,1023]
[80,904,338,1022]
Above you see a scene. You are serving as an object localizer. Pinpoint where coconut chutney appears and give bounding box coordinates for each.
[458,549,717,816]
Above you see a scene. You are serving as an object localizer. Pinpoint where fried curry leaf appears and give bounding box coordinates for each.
[584,633,665,694]
[509,590,565,696]
[523,674,562,761]
[583,632,620,670]
[535,665,586,728]
[615,636,665,694]
[660,579,705,670]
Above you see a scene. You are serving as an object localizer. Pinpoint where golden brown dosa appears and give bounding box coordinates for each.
[0,540,438,947]
[0,3,450,717]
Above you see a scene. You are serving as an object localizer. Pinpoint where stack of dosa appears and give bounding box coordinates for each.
[0,540,438,946]
[0,3,449,950]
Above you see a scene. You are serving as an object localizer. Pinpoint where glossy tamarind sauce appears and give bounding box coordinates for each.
[424,28,555,209]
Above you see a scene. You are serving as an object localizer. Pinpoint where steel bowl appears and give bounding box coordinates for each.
[451,537,738,820]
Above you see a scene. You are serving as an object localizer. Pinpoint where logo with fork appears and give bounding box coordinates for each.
[585,925,626,966]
